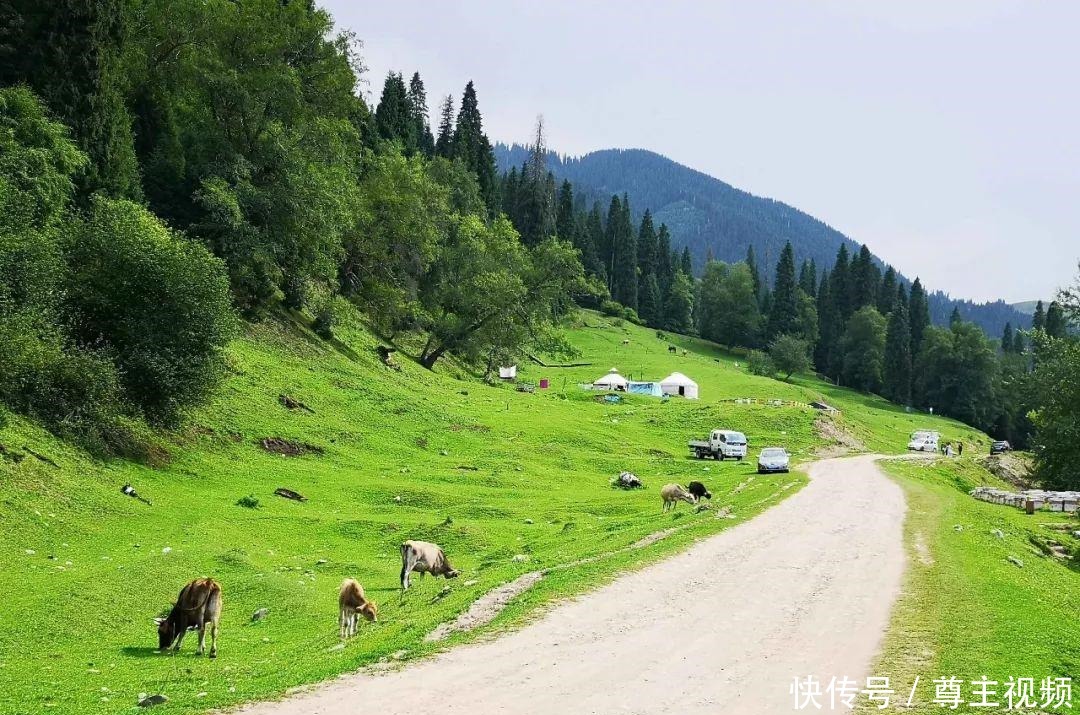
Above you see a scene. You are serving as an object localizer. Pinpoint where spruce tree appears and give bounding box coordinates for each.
[884,298,912,404]
[556,180,574,242]
[878,266,897,315]
[406,72,434,157]
[580,202,604,280]
[908,277,930,353]
[637,209,658,277]
[375,72,411,148]
[831,245,852,320]
[950,306,962,326]
[746,245,762,300]
[1001,322,1014,353]
[434,95,454,157]
[1012,330,1025,354]
[799,260,814,295]
[452,81,499,210]
[1032,300,1046,331]
[850,244,880,310]
[1045,301,1067,338]
[639,273,662,326]
[766,242,798,339]
[680,246,693,277]
[601,195,621,287]
[611,195,638,310]
[516,117,555,246]
[815,269,834,373]
[657,224,674,293]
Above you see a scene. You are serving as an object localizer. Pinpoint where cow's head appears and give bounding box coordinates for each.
[156,615,178,651]
[360,601,379,623]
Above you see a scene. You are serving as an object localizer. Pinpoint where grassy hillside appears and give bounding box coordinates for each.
[0,310,976,715]
[869,457,1079,713]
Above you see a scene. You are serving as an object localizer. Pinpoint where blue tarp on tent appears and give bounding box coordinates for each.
[627,381,664,397]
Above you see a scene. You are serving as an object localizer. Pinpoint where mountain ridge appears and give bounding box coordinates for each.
[494,143,1030,337]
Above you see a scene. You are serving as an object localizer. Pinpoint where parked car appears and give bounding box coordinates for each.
[688,429,748,460]
[907,430,940,452]
[990,440,1011,455]
[757,447,790,474]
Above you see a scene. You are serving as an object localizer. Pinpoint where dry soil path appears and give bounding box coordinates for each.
[238,454,907,715]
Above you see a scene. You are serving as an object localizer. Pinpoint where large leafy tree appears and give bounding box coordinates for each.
[841,306,886,392]
[769,334,812,380]
[417,217,584,370]
[698,261,760,347]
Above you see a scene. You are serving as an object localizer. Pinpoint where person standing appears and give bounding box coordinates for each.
[958,442,964,457]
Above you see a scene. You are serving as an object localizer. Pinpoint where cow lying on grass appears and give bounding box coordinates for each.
[156,578,221,657]
[400,540,459,591]
[660,483,697,512]
[339,578,378,638]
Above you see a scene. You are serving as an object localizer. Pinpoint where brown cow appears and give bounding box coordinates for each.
[339,578,378,638]
[156,578,222,657]
[660,483,697,512]
[400,540,459,591]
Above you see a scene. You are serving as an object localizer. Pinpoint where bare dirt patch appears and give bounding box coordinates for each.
[426,571,546,642]
[813,416,866,457]
[914,532,935,565]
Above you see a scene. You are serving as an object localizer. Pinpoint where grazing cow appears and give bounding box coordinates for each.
[687,481,712,501]
[660,483,697,512]
[156,578,221,657]
[400,540,459,591]
[667,345,677,353]
[339,578,378,638]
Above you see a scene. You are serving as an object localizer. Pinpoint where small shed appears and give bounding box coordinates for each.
[498,365,517,380]
[660,372,699,399]
[593,368,628,391]
[627,381,664,397]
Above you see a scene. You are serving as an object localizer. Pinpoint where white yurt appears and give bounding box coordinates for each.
[660,371,699,399]
[593,368,628,391]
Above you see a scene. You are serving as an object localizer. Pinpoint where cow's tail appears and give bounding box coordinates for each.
[400,542,415,590]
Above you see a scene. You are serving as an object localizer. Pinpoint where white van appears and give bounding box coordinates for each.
[907,430,940,452]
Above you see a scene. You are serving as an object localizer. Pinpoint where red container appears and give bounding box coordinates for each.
[539,379,549,389]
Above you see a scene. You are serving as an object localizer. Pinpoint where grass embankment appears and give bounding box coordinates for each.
[869,457,1079,713]
[0,310,972,714]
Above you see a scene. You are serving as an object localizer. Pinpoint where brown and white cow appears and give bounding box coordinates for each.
[156,578,222,657]
[338,578,378,638]
[400,540,459,591]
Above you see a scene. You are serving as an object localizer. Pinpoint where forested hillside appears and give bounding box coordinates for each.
[494,144,1030,338]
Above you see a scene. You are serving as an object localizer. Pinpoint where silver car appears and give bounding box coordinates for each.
[757,447,790,474]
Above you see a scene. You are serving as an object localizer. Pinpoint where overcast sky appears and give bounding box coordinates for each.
[326,0,1078,303]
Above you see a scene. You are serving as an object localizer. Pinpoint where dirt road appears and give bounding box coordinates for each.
[239,454,907,715]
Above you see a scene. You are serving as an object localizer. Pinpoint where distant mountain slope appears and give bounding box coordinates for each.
[1009,300,1044,315]
[495,143,1030,337]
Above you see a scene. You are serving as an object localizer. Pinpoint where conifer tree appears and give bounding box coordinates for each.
[831,245,852,320]
[908,277,930,353]
[434,95,455,157]
[639,272,662,326]
[884,297,912,404]
[556,180,574,242]
[815,269,835,374]
[1012,330,1025,354]
[610,195,638,310]
[1032,300,1046,331]
[950,306,962,326]
[516,117,555,246]
[657,224,674,293]
[680,246,693,277]
[601,195,621,287]
[375,72,411,148]
[1045,301,1067,338]
[746,245,761,300]
[799,259,817,296]
[850,244,880,310]
[1001,322,1015,353]
[406,72,434,157]
[452,81,499,211]
[766,242,798,339]
[878,266,897,315]
[637,210,658,278]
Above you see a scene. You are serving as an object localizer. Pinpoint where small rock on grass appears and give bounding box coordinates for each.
[512,554,529,562]
[251,608,269,622]
[991,529,1005,539]
[138,694,168,707]
[1007,555,1024,568]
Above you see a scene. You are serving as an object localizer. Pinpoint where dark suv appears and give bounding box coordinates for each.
[990,440,1011,455]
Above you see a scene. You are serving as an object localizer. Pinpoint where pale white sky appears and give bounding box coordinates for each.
[326,0,1079,303]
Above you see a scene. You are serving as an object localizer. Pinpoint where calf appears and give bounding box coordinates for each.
[687,481,712,501]
[667,345,677,353]
[339,578,378,638]
[156,578,221,657]
[400,540,459,591]
[660,483,697,512]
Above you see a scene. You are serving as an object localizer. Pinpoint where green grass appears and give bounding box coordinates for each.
[0,310,982,714]
[869,456,1080,713]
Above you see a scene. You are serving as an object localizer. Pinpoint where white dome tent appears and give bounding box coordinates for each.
[593,368,628,391]
[660,371,698,399]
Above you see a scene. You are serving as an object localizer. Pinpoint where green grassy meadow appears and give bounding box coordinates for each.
[869,457,1080,713]
[0,310,995,714]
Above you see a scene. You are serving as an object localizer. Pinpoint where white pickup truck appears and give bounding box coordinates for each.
[688,429,748,460]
